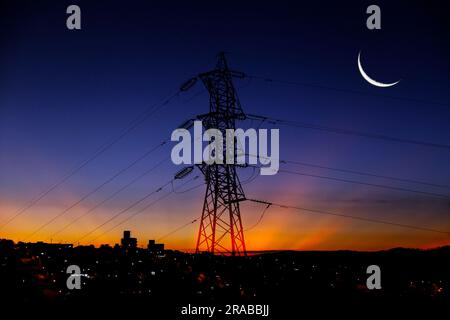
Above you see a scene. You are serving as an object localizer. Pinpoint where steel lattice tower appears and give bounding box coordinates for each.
[195,53,247,256]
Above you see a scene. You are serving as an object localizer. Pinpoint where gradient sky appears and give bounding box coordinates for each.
[1,0,449,251]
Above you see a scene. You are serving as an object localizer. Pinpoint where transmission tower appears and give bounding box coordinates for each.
[195,53,247,256]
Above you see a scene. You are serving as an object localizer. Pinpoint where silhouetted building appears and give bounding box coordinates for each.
[121,230,137,249]
[148,239,164,254]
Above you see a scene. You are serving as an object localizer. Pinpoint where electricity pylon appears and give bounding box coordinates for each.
[195,53,247,256]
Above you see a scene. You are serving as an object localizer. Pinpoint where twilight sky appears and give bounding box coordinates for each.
[1,0,449,250]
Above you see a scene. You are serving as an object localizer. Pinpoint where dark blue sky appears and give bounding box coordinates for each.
[1,0,449,249]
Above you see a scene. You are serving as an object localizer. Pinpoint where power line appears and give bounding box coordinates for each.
[50,156,170,239]
[246,114,450,150]
[247,199,450,236]
[89,192,173,244]
[247,153,450,190]
[171,175,201,194]
[75,179,174,243]
[156,218,198,242]
[23,141,168,240]
[282,159,450,190]
[278,168,450,200]
[181,89,207,104]
[247,74,450,108]
[0,90,180,231]
[245,203,271,231]
[48,117,204,238]
[89,175,200,243]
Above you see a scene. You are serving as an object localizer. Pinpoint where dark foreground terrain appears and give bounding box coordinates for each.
[0,239,448,318]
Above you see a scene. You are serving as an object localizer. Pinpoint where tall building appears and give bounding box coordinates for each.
[121,230,137,249]
[148,239,164,254]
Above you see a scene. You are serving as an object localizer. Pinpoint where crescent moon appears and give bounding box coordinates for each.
[357,51,400,88]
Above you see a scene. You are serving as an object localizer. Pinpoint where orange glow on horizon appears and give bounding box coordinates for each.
[1,185,449,252]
